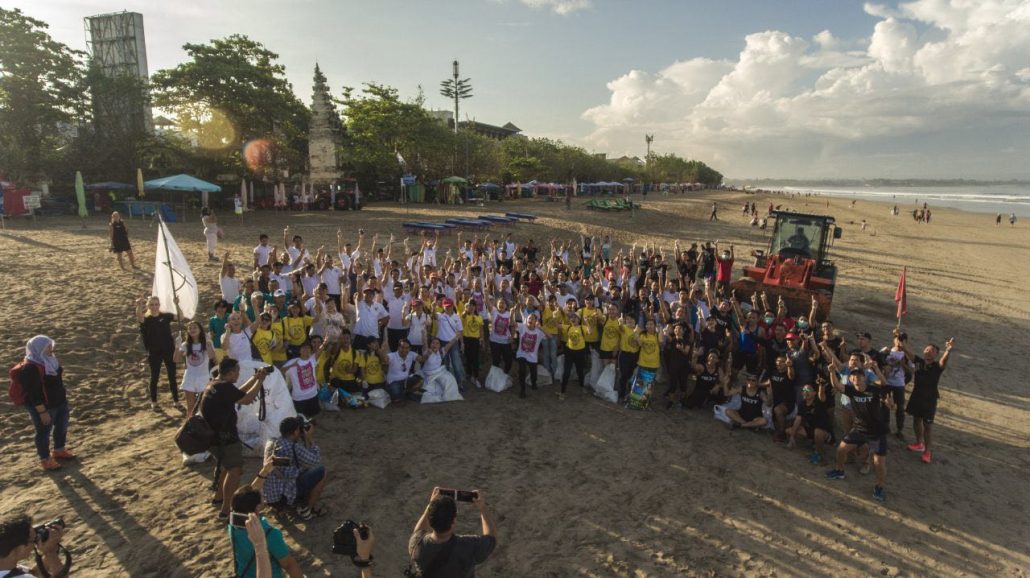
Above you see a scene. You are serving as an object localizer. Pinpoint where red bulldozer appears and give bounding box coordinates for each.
[732,210,843,321]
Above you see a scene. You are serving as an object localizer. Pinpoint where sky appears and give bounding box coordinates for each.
[11,0,1030,179]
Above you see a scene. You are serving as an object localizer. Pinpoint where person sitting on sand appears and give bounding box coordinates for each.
[725,372,770,430]
[787,382,833,464]
[263,416,326,521]
[227,456,304,578]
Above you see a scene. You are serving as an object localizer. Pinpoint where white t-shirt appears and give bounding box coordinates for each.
[301,274,320,298]
[322,266,343,295]
[220,276,241,303]
[423,247,437,267]
[489,310,513,344]
[254,244,272,267]
[180,342,211,392]
[271,273,292,294]
[386,351,417,383]
[287,246,310,266]
[385,292,410,330]
[355,300,389,338]
[435,313,463,342]
[224,329,253,362]
[285,357,319,401]
[516,325,545,363]
[557,292,577,309]
[407,312,428,346]
[421,350,443,374]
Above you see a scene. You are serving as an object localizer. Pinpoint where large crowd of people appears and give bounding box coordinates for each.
[9,208,959,576]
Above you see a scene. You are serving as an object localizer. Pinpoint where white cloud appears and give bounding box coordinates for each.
[520,0,592,15]
[581,0,1030,178]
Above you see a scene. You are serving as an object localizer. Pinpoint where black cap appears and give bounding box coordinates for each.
[856,331,872,340]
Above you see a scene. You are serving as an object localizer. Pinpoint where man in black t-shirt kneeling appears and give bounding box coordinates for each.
[202,357,267,520]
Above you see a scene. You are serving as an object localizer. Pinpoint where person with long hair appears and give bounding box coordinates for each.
[18,336,76,471]
[135,295,181,411]
[201,207,222,262]
[109,211,137,270]
[175,321,216,415]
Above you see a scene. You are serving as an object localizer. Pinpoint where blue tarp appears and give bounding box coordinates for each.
[86,181,135,190]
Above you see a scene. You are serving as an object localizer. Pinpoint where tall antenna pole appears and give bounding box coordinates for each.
[452,60,460,135]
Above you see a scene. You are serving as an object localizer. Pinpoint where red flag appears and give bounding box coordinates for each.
[895,267,908,319]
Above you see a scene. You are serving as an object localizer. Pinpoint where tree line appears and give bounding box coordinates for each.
[0,7,722,195]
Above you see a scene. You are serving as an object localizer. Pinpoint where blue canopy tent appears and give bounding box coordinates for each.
[144,174,222,222]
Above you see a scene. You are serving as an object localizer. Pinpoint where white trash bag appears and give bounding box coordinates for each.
[592,365,618,403]
[366,388,391,409]
[536,366,553,387]
[585,349,602,388]
[484,366,513,393]
[235,361,297,455]
[421,368,464,404]
[554,354,564,381]
[713,395,742,425]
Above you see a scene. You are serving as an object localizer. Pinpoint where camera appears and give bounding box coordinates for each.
[259,365,275,374]
[272,456,291,467]
[439,488,478,503]
[34,517,66,543]
[332,520,370,557]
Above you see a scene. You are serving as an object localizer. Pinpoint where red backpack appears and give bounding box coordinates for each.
[8,361,44,406]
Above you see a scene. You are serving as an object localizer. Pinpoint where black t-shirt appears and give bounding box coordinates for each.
[739,389,765,422]
[711,308,734,332]
[911,358,945,402]
[763,368,794,407]
[141,313,176,354]
[408,532,496,578]
[700,328,726,355]
[700,251,716,275]
[665,336,692,369]
[845,384,888,435]
[201,380,246,443]
[798,398,830,431]
[520,246,538,262]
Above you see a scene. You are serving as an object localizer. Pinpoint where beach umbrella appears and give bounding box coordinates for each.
[75,171,88,218]
[136,168,145,198]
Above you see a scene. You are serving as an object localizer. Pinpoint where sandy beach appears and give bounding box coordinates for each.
[1,190,1028,577]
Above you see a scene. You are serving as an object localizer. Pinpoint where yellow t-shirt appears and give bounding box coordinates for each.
[462,313,484,339]
[542,307,564,336]
[270,321,287,363]
[330,347,359,381]
[252,327,275,364]
[637,333,661,369]
[564,324,586,351]
[283,316,312,346]
[619,326,640,354]
[315,351,330,384]
[600,318,621,352]
[360,351,385,385]
[579,307,601,343]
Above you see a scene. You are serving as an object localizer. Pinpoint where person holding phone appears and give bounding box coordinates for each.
[408,487,497,577]
[228,456,303,578]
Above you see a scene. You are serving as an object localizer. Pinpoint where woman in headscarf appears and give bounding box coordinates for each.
[19,336,75,471]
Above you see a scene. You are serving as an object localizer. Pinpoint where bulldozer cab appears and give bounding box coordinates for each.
[768,211,839,266]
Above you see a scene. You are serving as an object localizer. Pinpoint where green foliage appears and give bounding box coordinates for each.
[150,34,310,179]
[0,7,86,181]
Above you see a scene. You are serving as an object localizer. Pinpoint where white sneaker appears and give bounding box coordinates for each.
[476,379,484,389]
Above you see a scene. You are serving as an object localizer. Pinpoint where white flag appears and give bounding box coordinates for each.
[396,151,406,166]
[153,219,199,320]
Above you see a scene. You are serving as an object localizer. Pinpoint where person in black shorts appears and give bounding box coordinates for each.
[825,355,892,502]
[906,338,954,464]
[787,383,833,464]
[761,354,795,442]
[725,372,769,430]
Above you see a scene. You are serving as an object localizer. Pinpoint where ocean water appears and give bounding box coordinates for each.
[764,184,1029,217]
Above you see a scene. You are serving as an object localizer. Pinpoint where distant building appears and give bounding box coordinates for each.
[308,64,345,185]
[430,110,524,140]
[85,11,152,132]
[609,155,645,166]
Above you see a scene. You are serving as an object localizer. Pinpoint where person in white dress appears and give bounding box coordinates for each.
[174,321,216,465]
[201,208,221,262]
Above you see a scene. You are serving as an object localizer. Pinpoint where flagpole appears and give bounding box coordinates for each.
[158,214,186,337]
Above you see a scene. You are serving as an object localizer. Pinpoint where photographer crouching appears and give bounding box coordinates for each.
[262,416,326,521]
[0,514,70,578]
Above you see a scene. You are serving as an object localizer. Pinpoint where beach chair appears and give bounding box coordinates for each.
[504,212,537,222]
[479,215,518,225]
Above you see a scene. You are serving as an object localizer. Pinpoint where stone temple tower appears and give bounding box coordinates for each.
[308,64,344,185]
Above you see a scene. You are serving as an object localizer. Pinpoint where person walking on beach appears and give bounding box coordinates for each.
[1011,213,1018,226]
[201,208,221,262]
[709,202,719,221]
[136,295,182,411]
[109,211,137,271]
[996,213,1002,226]
[14,335,77,471]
